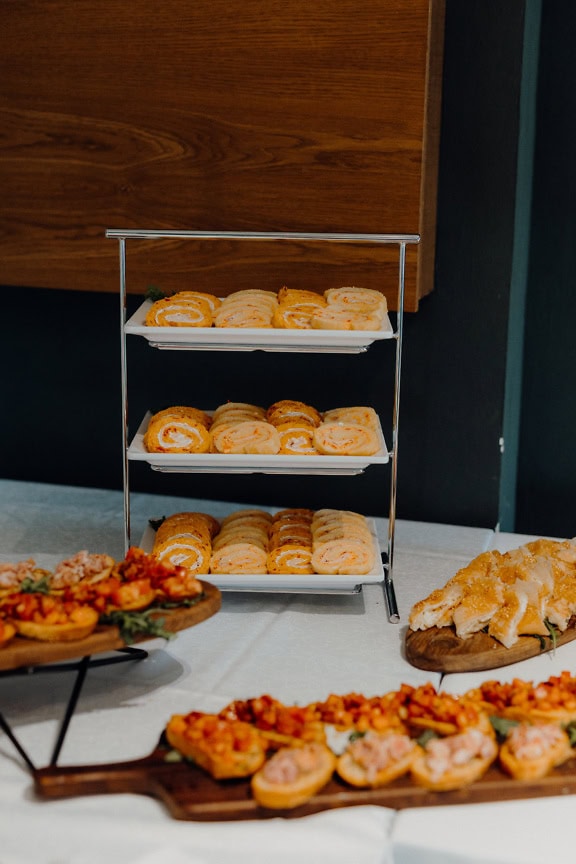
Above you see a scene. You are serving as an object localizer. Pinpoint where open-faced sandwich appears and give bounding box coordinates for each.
[336,730,418,787]
[251,742,336,809]
[165,711,266,779]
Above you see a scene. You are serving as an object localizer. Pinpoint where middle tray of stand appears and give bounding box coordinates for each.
[138,518,385,595]
[128,412,390,475]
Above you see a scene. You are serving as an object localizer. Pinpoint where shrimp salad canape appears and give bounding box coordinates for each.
[336,730,418,787]
[499,721,574,781]
[411,726,498,791]
[251,742,336,809]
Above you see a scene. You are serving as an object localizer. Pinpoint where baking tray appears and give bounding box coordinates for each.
[125,300,394,354]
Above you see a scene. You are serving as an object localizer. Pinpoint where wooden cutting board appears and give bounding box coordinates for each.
[404,621,576,673]
[0,581,221,673]
[34,736,576,819]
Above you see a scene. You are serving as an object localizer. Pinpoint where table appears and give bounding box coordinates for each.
[1,479,575,864]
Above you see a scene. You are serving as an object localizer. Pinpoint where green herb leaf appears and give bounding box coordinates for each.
[19,575,52,595]
[100,609,174,644]
[145,285,166,302]
[416,728,438,747]
[563,721,576,747]
[545,619,559,652]
[489,714,519,742]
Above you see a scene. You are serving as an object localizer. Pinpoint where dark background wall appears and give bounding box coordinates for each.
[1,1,573,536]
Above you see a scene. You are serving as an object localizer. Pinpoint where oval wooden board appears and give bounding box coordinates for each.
[405,620,576,674]
[34,735,576,819]
[0,581,221,673]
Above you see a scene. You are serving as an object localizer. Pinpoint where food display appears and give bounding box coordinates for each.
[36,674,576,818]
[143,400,383,457]
[405,537,576,672]
[150,507,376,577]
[144,286,388,332]
[160,675,576,799]
[0,548,220,670]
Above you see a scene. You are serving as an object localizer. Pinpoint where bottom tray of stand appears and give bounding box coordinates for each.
[0,582,221,673]
[139,522,384,594]
[34,734,576,820]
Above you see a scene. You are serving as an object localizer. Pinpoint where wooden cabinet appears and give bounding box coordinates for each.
[1,0,444,311]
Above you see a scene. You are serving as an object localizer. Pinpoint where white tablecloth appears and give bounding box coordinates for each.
[1,480,575,864]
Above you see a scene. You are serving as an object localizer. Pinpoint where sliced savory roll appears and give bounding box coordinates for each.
[251,742,336,809]
[410,727,498,791]
[273,303,325,330]
[499,722,574,780]
[313,422,380,457]
[324,286,388,316]
[174,291,222,314]
[212,401,266,421]
[145,294,213,327]
[210,542,268,574]
[311,538,374,576]
[310,307,384,331]
[150,405,212,430]
[322,406,380,431]
[336,731,418,788]
[211,420,281,454]
[267,544,314,575]
[277,287,326,307]
[166,712,266,779]
[152,537,211,575]
[143,410,211,454]
[276,423,319,455]
[266,400,322,428]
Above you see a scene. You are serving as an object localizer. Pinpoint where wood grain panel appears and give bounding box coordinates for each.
[0,0,444,310]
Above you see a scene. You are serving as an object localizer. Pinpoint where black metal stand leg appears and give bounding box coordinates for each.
[0,711,36,771]
[49,654,90,766]
[0,647,149,771]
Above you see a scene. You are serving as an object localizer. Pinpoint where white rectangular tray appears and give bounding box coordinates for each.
[128,413,389,475]
[125,300,394,354]
[139,520,384,594]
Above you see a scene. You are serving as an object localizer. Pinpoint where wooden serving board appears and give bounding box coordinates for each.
[405,621,576,674]
[0,582,221,673]
[34,736,576,819]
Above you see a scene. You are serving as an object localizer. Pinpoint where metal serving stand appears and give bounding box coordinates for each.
[106,229,419,622]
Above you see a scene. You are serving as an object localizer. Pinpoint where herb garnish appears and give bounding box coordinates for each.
[145,285,166,302]
[489,714,519,742]
[100,609,175,644]
[19,575,52,595]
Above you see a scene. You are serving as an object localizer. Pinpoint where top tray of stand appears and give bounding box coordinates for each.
[125,301,394,354]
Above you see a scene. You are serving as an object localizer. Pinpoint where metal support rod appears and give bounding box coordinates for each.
[118,237,131,553]
[384,241,407,624]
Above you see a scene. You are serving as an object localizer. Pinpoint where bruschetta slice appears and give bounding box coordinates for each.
[6,593,99,642]
[499,721,574,780]
[251,742,336,809]
[336,731,418,787]
[165,712,266,779]
[411,727,498,791]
